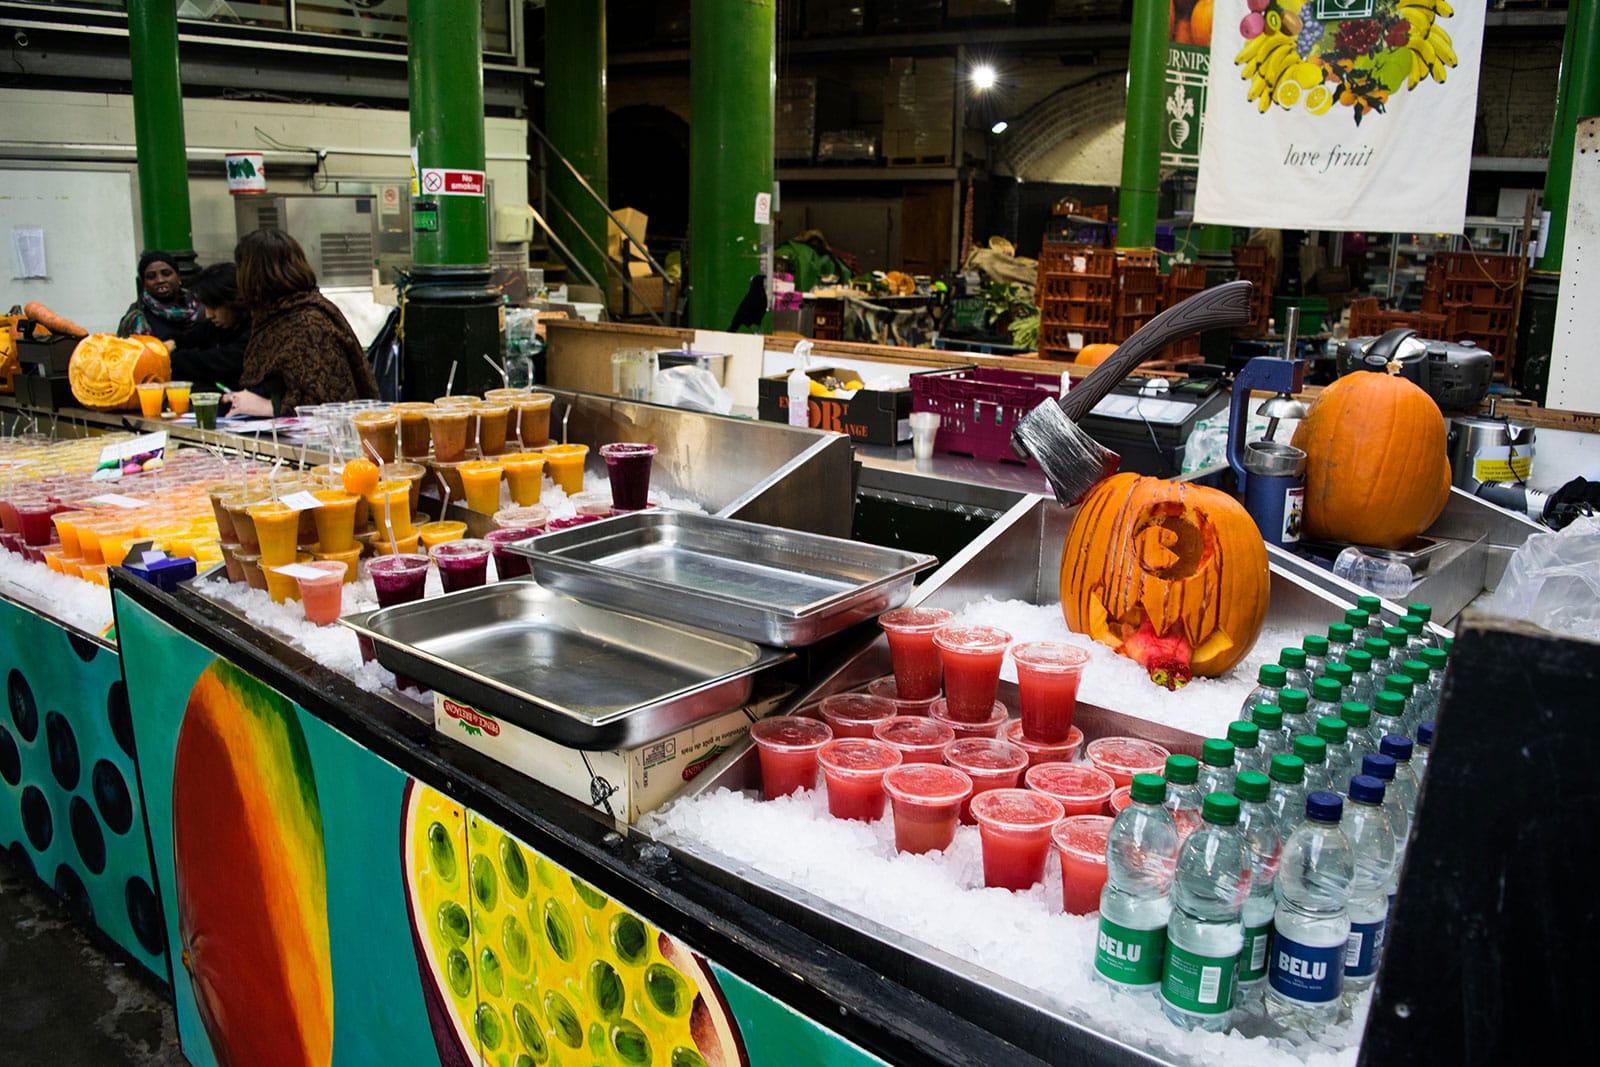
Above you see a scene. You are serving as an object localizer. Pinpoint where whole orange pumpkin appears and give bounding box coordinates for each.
[1076,343,1119,367]
[68,333,171,411]
[1291,369,1452,549]
[1061,473,1270,689]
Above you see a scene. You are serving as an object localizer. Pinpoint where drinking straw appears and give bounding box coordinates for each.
[445,360,458,397]
[483,354,507,388]
[561,403,571,446]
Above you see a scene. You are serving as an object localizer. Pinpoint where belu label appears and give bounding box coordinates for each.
[1095,918,1167,988]
[1269,935,1344,1003]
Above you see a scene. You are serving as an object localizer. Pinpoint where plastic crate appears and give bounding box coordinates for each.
[1042,300,1113,328]
[1039,272,1113,302]
[1038,322,1113,354]
[912,366,1065,466]
[1434,251,1519,284]
[1039,242,1115,277]
[1442,279,1514,307]
[1450,304,1514,337]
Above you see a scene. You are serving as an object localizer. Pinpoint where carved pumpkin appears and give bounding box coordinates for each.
[1076,343,1119,367]
[0,315,21,396]
[1061,473,1270,689]
[68,333,171,411]
[1291,368,1452,550]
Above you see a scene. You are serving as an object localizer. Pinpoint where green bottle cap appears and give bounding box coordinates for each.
[1234,770,1271,803]
[1344,648,1373,673]
[1375,690,1406,716]
[1356,595,1382,614]
[1202,738,1236,767]
[1227,721,1260,750]
[1384,625,1408,645]
[1258,663,1288,687]
[1407,602,1433,623]
[1385,673,1414,696]
[1251,703,1283,731]
[1421,647,1448,670]
[1324,661,1354,686]
[1269,753,1306,784]
[1443,637,1453,653]
[1364,637,1392,658]
[1164,754,1200,785]
[1202,793,1241,826]
[1280,647,1307,669]
[1345,608,1370,629]
[1129,773,1167,805]
[1312,678,1343,702]
[1279,687,1309,713]
[1340,701,1372,727]
[1403,659,1430,683]
[1316,716,1348,743]
[1303,635,1330,657]
[1292,734,1327,764]
[1328,622,1355,644]
[1400,614,1425,635]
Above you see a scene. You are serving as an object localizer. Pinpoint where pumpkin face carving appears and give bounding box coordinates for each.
[1061,473,1270,689]
[68,333,171,411]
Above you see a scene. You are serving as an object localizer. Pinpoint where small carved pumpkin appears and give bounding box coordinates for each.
[1291,368,1452,550]
[68,333,171,411]
[1061,473,1270,689]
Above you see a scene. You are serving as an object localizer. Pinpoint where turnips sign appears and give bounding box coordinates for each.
[1194,0,1484,232]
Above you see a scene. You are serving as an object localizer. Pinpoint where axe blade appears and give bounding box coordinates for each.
[1011,398,1121,506]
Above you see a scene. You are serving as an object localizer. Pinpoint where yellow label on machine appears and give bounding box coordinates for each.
[1474,444,1533,484]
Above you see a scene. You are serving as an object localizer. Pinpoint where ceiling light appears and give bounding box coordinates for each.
[991,120,1009,134]
[971,64,997,90]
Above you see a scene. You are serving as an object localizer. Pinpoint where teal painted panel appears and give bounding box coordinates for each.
[710,960,892,1067]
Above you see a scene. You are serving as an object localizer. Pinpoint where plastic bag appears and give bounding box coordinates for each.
[651,364,733,415]
[1483,514,1600,640]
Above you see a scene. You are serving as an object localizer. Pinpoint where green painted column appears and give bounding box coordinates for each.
[1198,224,1233,253]
[126,0,194,266]
[1536,0,1600,273]
[690,0,775,329]
[545,0,609,290]
[1118,0,1168,250]
[408,0,489,267]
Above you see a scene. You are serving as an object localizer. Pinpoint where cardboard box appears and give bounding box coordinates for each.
[607,273,667,316]
[757,367,913,445]
[607,207,649,261]
[434,686,789,824]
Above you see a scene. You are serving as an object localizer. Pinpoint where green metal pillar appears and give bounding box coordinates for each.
[1118,0,1168,250]
[1198,224,1233,253]
[689,0,775,330]
[403,0,498,402]
[545,0,609,291]
[126,0,195,272]
[1535,0,1600,273]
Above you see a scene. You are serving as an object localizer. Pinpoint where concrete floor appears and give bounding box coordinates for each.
[0,855,185,1066]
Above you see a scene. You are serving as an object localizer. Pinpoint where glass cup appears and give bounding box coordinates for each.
[1084,736,1172,788]
[942,736,1029,825]
[475,402,512,457]
[540,444,589,495]
[310,490,359,553]
[191,391,221,429]
[930,698,1009,741]
[514,393,555,448]
[352,409,399,464]
[458,460,505,515]
[1012,641,1090,743]
[882,763,973,855]
[817,692,896,740]
[816,739,903,822]
[599,442,658,511]
[1024,762,1116,816]
[871,716,955,764]
[1054,815,1115,915]
[418,520,468,548]
[501,453,546,506]
[484,526,537,580]
[263,552,313,604]
[877,607,953,702]
[391,402,436,459]
[165,380,192,416]
[750,716,834,800]
[1004,719,1085,768]
[427,407,473,464]
[292,560,349,625]
[136,382,166,419]
[933,624,1012,722]
[970,788,1066,892]
[865,675,941,717]
[430,538,492,593]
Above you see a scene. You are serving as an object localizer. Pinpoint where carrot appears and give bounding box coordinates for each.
[22,302,88,338]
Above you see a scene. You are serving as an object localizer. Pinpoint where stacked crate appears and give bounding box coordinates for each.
[1037,242,1116,359]
[1232,246,1275,331]
[1423,251,1520,372]
[1347,298,1450,340]
[1159,262,1208,363]
[1114,256,1162,340]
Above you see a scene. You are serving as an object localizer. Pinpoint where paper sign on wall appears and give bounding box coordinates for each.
[754,193,772,225]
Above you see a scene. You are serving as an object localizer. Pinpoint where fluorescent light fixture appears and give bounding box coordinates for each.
[971,64,997,90]
[991,120,1009,134]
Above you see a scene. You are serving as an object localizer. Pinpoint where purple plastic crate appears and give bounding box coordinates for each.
[911,366,1064,466]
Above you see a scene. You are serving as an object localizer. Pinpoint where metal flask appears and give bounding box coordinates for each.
[1242,439,1308,547]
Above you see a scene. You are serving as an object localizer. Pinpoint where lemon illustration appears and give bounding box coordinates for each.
[1289,62,1323,90]
[1305,86,1334,115]
[1274,81,1302,109]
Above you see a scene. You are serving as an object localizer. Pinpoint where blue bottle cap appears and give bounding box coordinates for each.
[1305,791,1343,822]
[1348,774,1386,804]
[1361,752,1397,781]
[1417,721,1435,745]
[1379,734,1413,761]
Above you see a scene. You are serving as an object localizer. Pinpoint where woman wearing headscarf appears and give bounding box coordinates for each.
[171,262,251,390]
[222,229,380,416]
[116,250,204,344]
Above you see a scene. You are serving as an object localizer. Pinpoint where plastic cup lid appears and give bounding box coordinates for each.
[930,699,1009,731]
[368,552,430,574]
[1051,813,1114,857]
[1011,641,1090,672]
[820,693,896,728]
[931,624,1012,654]
[1002,719,1083,756]
[817,739,902,775]
[873,716,955,751]
[877,606,953,633]
[430,538,492,561]
[943,737,1028,775]
[881,763,972,806]
[751,716,832,750]
[970,788,1064,832]
[599,442,658,459]
[1023,762,1114,802]
[1086,735,1171,773]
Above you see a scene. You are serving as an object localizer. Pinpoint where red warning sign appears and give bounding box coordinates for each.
[419,168,486,197]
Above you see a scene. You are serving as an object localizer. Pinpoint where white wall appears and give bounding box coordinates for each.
[0,167,139,333]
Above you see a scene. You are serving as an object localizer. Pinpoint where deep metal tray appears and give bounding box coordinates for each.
[517,511,937,646]
[341,581,790,749]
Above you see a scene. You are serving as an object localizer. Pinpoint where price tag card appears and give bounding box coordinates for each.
[89,494,148,509]
[95,431,168,480]
[140,549,169,567]
[272,563,330,581]
[278,491,323,512]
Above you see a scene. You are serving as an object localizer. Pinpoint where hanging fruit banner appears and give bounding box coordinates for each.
[1193,0,1485,232]
[1161,3,1214,168]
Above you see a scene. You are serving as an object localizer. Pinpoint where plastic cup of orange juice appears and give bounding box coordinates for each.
[248,502,302,567]
[51,511,94,558]
[458,460,505,514]
[475,403,512,457]
[352,409,399,464]
[136,382,166,419]
[514,393,554,447]
[311,543,362,583]
[311,490,359,553]
[427,407,472,464]
[263,552,313,603]
[387,461,428,513]
[165,381,192,416]
[365,480,415,540]
[418,520,467,548]
[540,444,589,495]
[501,452,546,505]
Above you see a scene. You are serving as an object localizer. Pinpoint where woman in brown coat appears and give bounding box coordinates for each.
[223,229,380,416]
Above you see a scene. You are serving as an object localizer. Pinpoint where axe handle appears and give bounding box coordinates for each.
[1058,279,1255,423]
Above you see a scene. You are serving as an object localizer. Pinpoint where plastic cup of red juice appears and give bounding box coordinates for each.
[872,716,955,764]
[970,788,1066,891]
[877,606,952,701]
[816,739,902,822]
[881,763,972,854]
[930,698,1009,741]
[750,716,833,800]
[932,624,1012,722]
[1004,719,1084,768]
[1024,761,1116,816]
[866,675,940,716]
[1054,814,1115,914]
[818,692,896,740]
[1108,785,1134,815]
[1012,641,1090,743]
[942,736,1029,824]
[1085,736,1171,788]
[366,552,432,688]
[430,538,492,593]
[484,526,536,580]
[290,560,350,626]
[599,442,658,511]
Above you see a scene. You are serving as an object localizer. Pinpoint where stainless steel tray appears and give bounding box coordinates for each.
[517,511,938,646]
[341,581,790,749]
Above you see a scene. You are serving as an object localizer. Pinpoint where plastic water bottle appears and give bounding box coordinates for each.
[1343,607,1373,643]
[1279,647,1312,694]
[1398,614,1432,657]
[1266,792,1354,1031]
[1343,649,1376,707]
[1406,602,1441,647]
[1382,672,1415,723]
[1301,635,1329,681]
[1325,622,1355,665]
[1266,753,1309,840]
[1241,664,1288,717]
[1401,659,1437,729]
[1360,753,1411,879]
[1362,638,1394,680]
[1227,721,1267,775]
[1382,626,1411,672]
[1320,660,1354,699]
[1233,771,1281,1005]
[1162,754,1205,841]
[1334,546,1412,598]
[1096,774,1182,993]
[1278,687,1311,745]
[1420,646,1448,708]
[1378,735,1419,820]
[1413,721,1434,781]
[1355,596,1386,640]
[1340,701,1378,758]
[1161,794,1252,1032]
[1340,774,1395,999]
[1293,734,1333,795]
[1249,704,1287,761]
[1315,716,1356,792]
[1196,738,1238,800]
[1308,678,1344,721]
[1371,690,1408,743]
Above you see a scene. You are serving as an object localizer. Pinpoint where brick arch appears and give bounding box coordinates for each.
[1000,70,1130,180]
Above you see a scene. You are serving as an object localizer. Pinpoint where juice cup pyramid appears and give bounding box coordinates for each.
[970,788,1066,891]
[877,606,951,702]
[750,716,834,800]
[882,763,973,855]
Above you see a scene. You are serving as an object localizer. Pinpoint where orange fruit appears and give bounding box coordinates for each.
[341,459,380,495]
